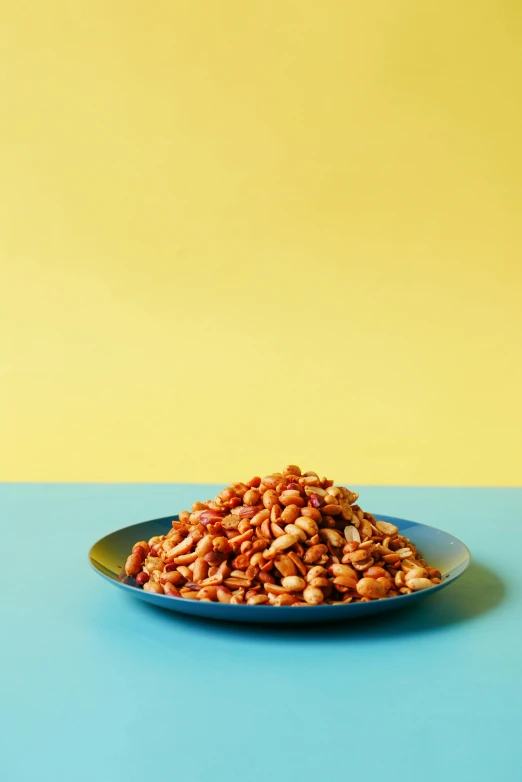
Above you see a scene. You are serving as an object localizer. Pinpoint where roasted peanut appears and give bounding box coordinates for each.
[192,558,209,583]
[125,554,142,577]
[375,520,399,537]
[356,578,386,599]
[248,595,270,605]
[364,567,389,580]
[270,504,282,523]
[271,522,285,538]
[343,526,360,546]
[143,556,164,574]
[160,570,184,586]
[284,523,307,542]
[274,554,298,578]
[309,577,330,588]
[407,577,433,591]
[143,581,164,594]
[319,528,345,548]
[281,505,302,524]
[295,516,319,537]
[132,541,149,559]
[303,544,328,564]
[274,594,298,606]
[342,549,369,564]
[266,534,299,557]
[306,565,327,582]
[404,567,428,583]
[251,508,270,527]
[353,557,374,571]
[279,492,306,508]
[302,586,324,605]
[281,575,306,592]
[243,488,260,506]
[263,490,279,510]
[216,586,232,603]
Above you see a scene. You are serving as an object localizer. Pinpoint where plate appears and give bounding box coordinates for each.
[89,513,471,624]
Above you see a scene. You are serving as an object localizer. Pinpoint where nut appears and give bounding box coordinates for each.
[263,490,280,510]
[143,581,164,595]
[266,534,299,556]
[356,578,386,599]
[344,525,361,544]
[328,563,358,579]
[247,595,270,605]
[294,517,319,537]
[321,504,342,516]
[318,529,345,548]
[309,577,330,588]
[135,571,150,586]
[274,554,298,578]
[303,544,328,564]
[306,565,327,582]
[166,536,194,560]
[300,507,322,522]
[332,576,358,589]
[243,488,260,505]
[302,586,324,605]
[342,549,370,564]
[404,567,428,583]
[251,509,270,527]
[352,557,374,571]
[281,576,306,592]
[281,505,302,524]
[407,578,433,591]
[216,587,232,603]
[375,520,399,537]
[125,554,142,577]
[271,594,296,606]
[284,523,307,542]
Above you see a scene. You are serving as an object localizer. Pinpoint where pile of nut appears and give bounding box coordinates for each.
[125,466,442,605]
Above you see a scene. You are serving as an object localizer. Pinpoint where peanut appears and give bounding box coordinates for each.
[306,565,327,582]
[281,576,306,592]
[407,578,433,591]
[356,578,386,599]
[125,554,142,577]
[284,523,307,542]
[300,507,322,522]
[143,581,164,594]
[302,586,324,605]
[248,595,270,605]
[375,520,399,537]
[274,554,298,578]
[263,490,279,510]
[303,544,328,564]
[266,534,299,556]
[281,505,302,524]
[295,516,319,537]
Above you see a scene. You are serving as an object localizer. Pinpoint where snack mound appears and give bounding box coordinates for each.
[125,466,442,605]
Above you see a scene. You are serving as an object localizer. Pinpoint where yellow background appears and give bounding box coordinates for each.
[1,1,521,485]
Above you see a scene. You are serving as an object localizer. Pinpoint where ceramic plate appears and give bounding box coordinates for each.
[89,513,470,623]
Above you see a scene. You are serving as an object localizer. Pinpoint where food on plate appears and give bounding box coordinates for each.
[125,466,442,605]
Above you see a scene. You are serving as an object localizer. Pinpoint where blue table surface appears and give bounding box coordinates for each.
[1,484,521,782]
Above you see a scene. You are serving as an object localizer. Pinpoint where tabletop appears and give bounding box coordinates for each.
[1,484,521,782]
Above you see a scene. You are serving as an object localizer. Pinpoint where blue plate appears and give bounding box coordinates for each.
[89,513,471,623]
